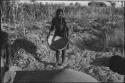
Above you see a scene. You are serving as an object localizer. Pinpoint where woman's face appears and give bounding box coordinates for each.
[58,12,63,18]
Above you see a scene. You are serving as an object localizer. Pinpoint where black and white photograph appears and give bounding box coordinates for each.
[1,0,125,83]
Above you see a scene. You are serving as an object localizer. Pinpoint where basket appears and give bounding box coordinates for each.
[47,35,69,51]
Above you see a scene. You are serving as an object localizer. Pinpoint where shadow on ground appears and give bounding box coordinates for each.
[90,57,110,67]
[75,40,105,52]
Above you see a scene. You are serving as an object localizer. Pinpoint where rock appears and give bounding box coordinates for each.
[4,71,16,83]
[52,69,98,82]
[99,70,107,76]
[88,68,93,74]
[46,65,54,70]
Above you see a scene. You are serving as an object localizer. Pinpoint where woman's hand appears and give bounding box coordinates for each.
[47,35,49,40]
[52,35,55,42]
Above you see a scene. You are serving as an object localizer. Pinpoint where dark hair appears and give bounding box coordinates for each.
[56,9,63,16]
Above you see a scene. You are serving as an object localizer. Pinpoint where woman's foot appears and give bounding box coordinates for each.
[55,61,61,66]
[61,58,68,67]
[55,62,63,70]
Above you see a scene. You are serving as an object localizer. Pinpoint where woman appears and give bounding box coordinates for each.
[48,9,69,66]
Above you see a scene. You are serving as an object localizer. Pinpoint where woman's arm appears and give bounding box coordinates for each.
[64,18,69,38]
[48,18,55,38]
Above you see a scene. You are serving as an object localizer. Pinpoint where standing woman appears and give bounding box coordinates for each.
[48,9,69,66]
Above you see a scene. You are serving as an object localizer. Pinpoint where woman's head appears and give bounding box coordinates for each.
[56,9,63,17]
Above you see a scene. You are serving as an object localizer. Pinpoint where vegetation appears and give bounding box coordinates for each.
[1,0,124,82]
